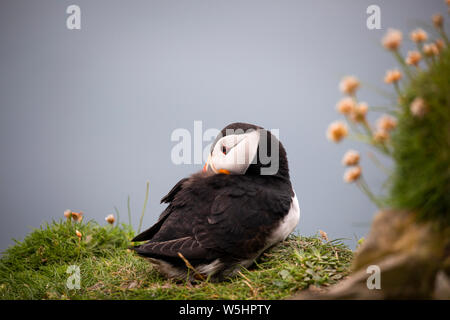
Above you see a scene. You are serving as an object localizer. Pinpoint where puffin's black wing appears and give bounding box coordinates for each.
[160,177,188,204]
[132,175,292,262]
[133,236,211,260]
[131,178,188,242]
[194,181,292,258]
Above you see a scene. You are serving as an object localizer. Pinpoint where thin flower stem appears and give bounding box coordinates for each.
[438,28,449,46]
[77,241,81,261]
[345,117,361,135]
[362,81,394,100]
[430,55,437,65]
[360,177,379,203]
[127,195,132,226]
[347,133,372,144]
[76,232,82,261]
[361,120,372,137]
[138,180,150,234]
[376,142,391,156]
[393,82,402,97]
[367,151,391,175]
[393,50,413,80]
[357,176,382,207]
[422,55,432,68]
[415,42,423,53]
[368,106,393,112]
[114,206,120,226]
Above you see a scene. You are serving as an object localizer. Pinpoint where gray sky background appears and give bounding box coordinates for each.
[0,0,446,252]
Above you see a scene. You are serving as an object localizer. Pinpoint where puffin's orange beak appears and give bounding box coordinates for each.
[202,157,230,175]
[218,169,230,175]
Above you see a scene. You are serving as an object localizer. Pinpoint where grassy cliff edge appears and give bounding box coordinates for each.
[0,220,352,300]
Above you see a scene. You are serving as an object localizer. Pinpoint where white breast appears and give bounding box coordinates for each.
[267,191,300,246]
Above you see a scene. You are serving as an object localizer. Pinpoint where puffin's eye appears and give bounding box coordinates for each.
[222,145,227,155]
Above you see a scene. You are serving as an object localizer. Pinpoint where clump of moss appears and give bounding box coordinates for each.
[388,46,450,225]
[0,220,353,300]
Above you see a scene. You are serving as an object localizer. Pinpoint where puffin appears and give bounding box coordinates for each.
[132,122,300,281]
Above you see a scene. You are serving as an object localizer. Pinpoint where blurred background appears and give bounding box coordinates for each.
[0,0,446,252]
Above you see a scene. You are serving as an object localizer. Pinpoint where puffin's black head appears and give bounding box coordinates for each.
[203,122,290,178]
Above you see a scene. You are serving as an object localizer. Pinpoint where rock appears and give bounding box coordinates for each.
[291,210,450,299]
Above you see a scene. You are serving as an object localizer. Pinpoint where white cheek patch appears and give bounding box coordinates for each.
[211,130,260,175]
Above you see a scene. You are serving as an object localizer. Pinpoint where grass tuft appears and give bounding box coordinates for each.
[0,220,352,300]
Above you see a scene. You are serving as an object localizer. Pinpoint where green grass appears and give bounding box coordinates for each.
[0,220,352,300]
[387,46,450,225]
